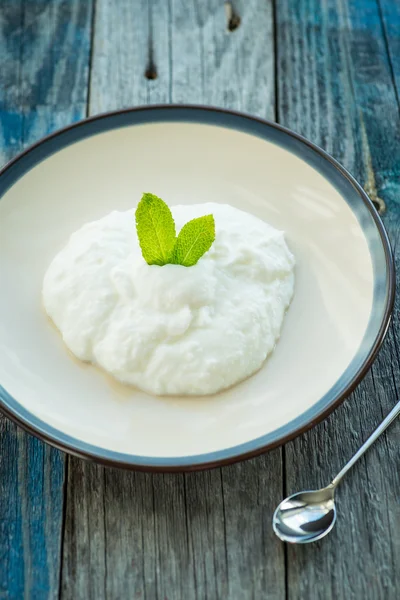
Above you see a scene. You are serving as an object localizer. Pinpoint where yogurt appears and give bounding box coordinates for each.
[43,203,295,395]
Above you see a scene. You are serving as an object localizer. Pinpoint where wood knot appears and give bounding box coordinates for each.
[364,183,386,215]
[145,65,158,80]
[371,196,386,215]
[224,2,241,32]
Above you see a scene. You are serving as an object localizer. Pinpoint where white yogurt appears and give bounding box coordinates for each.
[43,203,295,395]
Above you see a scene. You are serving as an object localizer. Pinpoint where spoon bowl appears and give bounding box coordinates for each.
[273,486,336,544]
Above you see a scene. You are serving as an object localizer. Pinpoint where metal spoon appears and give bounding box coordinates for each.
[273,399,400,544]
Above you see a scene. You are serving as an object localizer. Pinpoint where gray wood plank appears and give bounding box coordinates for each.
[61,1,285,599]
[0,1,93,598]
[276,1,400,598]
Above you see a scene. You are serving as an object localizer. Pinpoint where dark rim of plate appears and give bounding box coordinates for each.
[0,105,395,472]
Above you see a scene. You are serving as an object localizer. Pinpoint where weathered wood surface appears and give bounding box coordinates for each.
[277,1,400,598]
[0,1,93,598]
[379,0,400,99]
[0,0,399,598]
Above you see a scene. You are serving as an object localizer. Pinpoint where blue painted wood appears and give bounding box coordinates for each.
[0,1,93,598]
[379,0,400,101]
[0,0,24,164]
[0,433,65,598]
[277,0,400,597]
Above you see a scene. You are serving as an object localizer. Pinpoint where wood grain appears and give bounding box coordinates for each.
[276,0,400,598]
[378,0,400,101]
[61,2,285,599]
[0,0,24,164]
[1,0,400,597]
[0,1,93,598]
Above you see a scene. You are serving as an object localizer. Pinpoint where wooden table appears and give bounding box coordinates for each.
[1,1,399,598]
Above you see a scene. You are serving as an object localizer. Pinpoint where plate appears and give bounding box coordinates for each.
[0,106,394,471]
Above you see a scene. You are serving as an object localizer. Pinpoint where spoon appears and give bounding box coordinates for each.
[273,399,400,544]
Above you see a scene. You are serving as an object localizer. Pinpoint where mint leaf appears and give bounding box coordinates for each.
[135,194,216,267]
[172,215,215,267]
[135,193,177,265]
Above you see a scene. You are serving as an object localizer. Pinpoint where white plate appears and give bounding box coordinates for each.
[0,106,394,470]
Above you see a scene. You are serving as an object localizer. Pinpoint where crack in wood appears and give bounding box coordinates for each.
[145,0,158,80]
[359,113,386,215]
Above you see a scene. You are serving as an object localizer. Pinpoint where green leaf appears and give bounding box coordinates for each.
[172,214,215,267]
[135,193,177,265]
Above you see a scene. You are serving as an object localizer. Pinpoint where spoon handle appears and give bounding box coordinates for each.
[331,399,400,487]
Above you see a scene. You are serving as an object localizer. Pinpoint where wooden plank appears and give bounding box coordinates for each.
[276,0,400,598]
[378,0,400,101]
[61,1,285,599]
[0,1,93,597]
[0,0,24,164]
